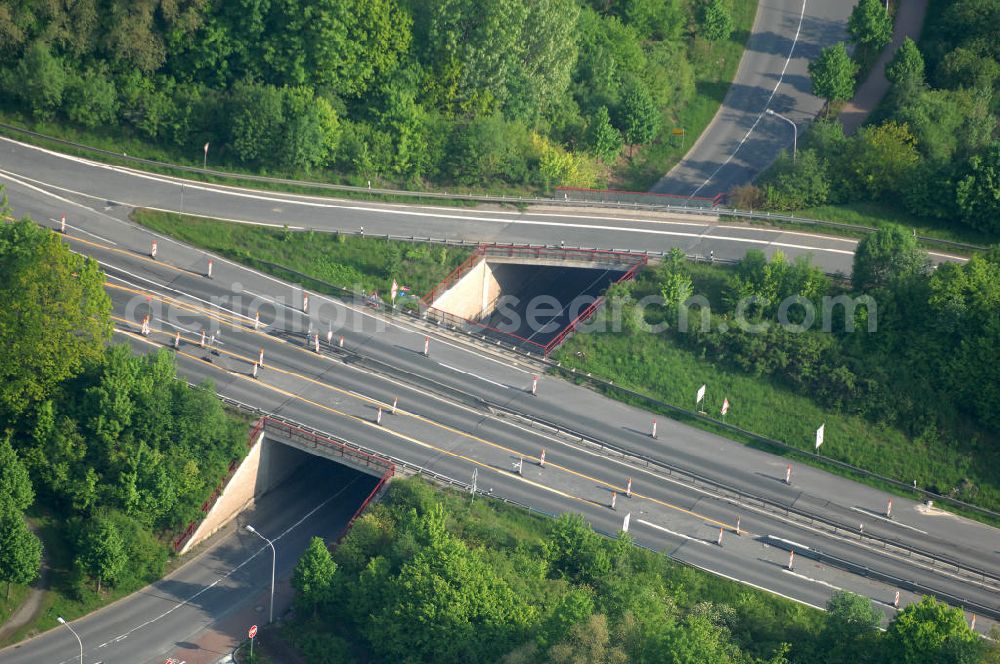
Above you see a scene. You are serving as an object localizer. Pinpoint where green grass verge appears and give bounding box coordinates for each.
[132,209,472,298]
[0,512,142,647]
[0,583,31,633]
[796,202,996,248]
[554,317,1000,521]
[619,0,759,191]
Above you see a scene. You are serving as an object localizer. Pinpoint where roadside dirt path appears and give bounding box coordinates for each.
[838,0,930,134]
[0,526,49,643]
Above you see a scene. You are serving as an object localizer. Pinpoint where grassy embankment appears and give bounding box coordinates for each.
[554,264,1000,520]
[0,0,758,201]
[132,209,472,299]
[621,0,759,191]
[130,211,999,519]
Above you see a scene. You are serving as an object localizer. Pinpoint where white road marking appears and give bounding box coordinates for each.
[438,363,509,389]
[0,138,969,262]
[0,155,859,257]
[688,0,809,198]
[75,478,364,660]
[850,507,928,534]
[636,518,712,546]
[104,270,255,323]
[781,568,844,591]
[48,217,118,244]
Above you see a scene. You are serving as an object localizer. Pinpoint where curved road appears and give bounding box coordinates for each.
[652,0,852,197]
[0,137,966,278]
[0,188,995,663]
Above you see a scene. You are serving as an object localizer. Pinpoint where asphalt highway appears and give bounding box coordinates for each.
[0,140,995,662]
[652,0,853,197]
[0,136,969,278]
[0,204,993,664]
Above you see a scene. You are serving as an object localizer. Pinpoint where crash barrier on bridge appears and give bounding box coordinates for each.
[0,122,985,255]
[419,244,647,355]
[217,402,1000,621]
[257,318,1000,601]
[555,186,723,209]
[259,418,395,541]
[171,415,395,553]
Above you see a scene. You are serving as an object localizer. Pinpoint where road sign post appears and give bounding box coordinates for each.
[248,624,257,660]
[672,127,685,149]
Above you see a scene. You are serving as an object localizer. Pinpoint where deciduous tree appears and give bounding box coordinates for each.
[620,81,660,155]
[852,224,929,292]
[817,591,882,664]
[0,510,41,599]
[700,0,734,42]
[292,537,337,617]
[886,37,925,89]
[848,0,893,51]
[587,106,623,162]
[882,596,980,664]
[809,43,857,109]
[0,435,33,513]
[0,216,111,417]
[75,516,127,593]
[956,141,1000,234]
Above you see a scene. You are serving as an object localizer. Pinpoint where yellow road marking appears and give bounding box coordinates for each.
[113,313,737,532]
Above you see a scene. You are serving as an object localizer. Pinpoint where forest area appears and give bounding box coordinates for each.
[0,196,247,627]
[748,0,1000,240]
[283,478,994,664]
[0,0,750,192]
[558,228,1000,514]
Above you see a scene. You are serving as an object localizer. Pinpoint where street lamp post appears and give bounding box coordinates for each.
[245,525,276,624]
[56,616,83,664]
[765,109,797,163]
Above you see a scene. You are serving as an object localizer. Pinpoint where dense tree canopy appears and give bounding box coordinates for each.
[0,216,111,417]
[0,197,248,600]
[0,0,735,190]
[288,479,987,664]
[759,0,1000,239]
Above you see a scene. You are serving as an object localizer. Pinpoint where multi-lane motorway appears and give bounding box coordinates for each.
[0,160,996,663]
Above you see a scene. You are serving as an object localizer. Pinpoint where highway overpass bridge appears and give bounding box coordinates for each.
[173,417,394,555]
[423,244,645,354]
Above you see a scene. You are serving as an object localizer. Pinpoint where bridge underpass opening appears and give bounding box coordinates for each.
[175,417,393,554]
[421,245,646,354]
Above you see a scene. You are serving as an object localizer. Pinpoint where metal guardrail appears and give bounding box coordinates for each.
[191,244,997,525]
[250,322,1000,602]
[212,393,999,620]
[0,121,988,254]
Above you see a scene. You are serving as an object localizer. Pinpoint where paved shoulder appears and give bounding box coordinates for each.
[652,0,852,198]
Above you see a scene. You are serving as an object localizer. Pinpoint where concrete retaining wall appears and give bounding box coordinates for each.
[179,433,303,554]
